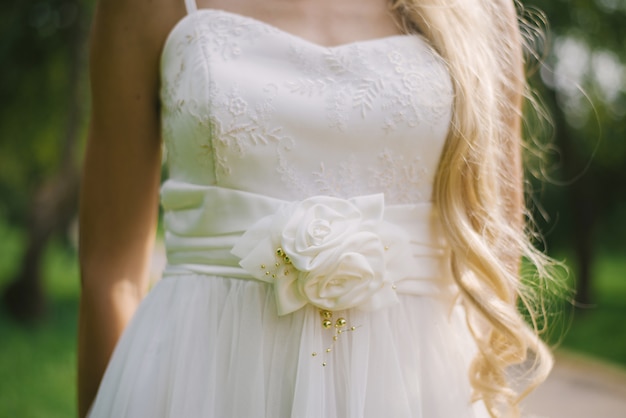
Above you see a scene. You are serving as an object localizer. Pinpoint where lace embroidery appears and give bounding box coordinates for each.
[382,47,452,133]
[202,83,295,179]
[285,40,452,134]
[160,11,452,204]
[161,32,197,166]
[201,13,276,60]
[312,156,361,198]
[162,27,218,173]
[286,44,384,132]
[310,149,429,204]
[370,148,429,203]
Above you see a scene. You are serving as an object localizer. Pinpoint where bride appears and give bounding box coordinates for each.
[78,0,558,417]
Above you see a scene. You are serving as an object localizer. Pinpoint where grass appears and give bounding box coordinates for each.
[0,219,625,416]
[0,298,78,417]
[560,253,626,366]
[0,222,79,418]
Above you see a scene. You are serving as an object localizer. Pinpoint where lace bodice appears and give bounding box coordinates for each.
[160,9,453,205]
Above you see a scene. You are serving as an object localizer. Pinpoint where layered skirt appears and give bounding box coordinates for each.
[89,273,488,417]
[89,182,489,417]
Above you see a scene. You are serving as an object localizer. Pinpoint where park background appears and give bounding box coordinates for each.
[0,0,625,416]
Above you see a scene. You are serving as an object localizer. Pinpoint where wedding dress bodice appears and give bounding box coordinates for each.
[160,9,453,205]
[158,8,457,304]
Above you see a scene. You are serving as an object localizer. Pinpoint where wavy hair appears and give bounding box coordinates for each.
[391,0,563,416]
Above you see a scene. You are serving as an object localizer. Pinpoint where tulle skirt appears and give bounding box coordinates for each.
[88,273,489,417]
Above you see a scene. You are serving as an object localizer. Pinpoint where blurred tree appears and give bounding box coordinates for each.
[0,0,90,321]
[522,0,626,304]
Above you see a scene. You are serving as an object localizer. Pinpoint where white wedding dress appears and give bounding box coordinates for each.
[89,2,490,417]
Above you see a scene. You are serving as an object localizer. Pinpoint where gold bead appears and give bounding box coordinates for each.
[333,336,338,341]
[260,264,266,269]
[284,256,291,264]
[322,319,332,329]
[265,271,270,276]
[326,348,331,353]
[384,245,389,251]
[321,310,332,319]
[350,326,356,331]
[275,262,280,267]
[276,247,284,256]
[284,270,289,275]
[312,352,317,357]
[322,362,327,367]
[336,318,346,327]
[271,274,276,278]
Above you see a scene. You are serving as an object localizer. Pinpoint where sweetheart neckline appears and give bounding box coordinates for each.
[197,8,418,50]
[161,8,426,68]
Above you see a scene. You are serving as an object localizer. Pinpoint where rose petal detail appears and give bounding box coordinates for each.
[232,194,406,315]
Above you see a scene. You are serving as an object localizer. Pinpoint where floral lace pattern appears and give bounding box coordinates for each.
[286,41,451,134]
[160,9,453,204]
[310,149,428,203]
[205,82,295,178]
[201,12,277,61]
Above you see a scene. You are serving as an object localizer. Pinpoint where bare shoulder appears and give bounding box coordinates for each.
[93,0,186,49]
[90,0,186,108]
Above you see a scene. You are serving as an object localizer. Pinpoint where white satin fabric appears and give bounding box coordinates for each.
[162,181,454,311]
[88,3,490,417]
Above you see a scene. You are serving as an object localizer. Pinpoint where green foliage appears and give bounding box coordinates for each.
[0,300,78,418]
[561,251,626,365]
[531,0,626,175]
[517,0,626,266]
[0,219,79,417]
[0,0,91,224]
[518,258,575,347]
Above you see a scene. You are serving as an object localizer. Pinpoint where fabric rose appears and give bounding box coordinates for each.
[231,194,405,315]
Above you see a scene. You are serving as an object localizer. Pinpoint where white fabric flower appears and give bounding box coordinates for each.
[232,194,407,315]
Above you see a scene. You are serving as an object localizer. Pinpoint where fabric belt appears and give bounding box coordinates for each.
[160,179,456,312]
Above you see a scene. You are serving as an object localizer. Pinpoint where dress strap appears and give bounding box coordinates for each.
[184,0,197,14]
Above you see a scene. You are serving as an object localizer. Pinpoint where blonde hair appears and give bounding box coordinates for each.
[392,1,562,416]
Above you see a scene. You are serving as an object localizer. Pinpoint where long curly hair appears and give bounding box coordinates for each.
[391,0,563,416]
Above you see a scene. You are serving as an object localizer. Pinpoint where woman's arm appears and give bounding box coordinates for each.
[77,0,182,415]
